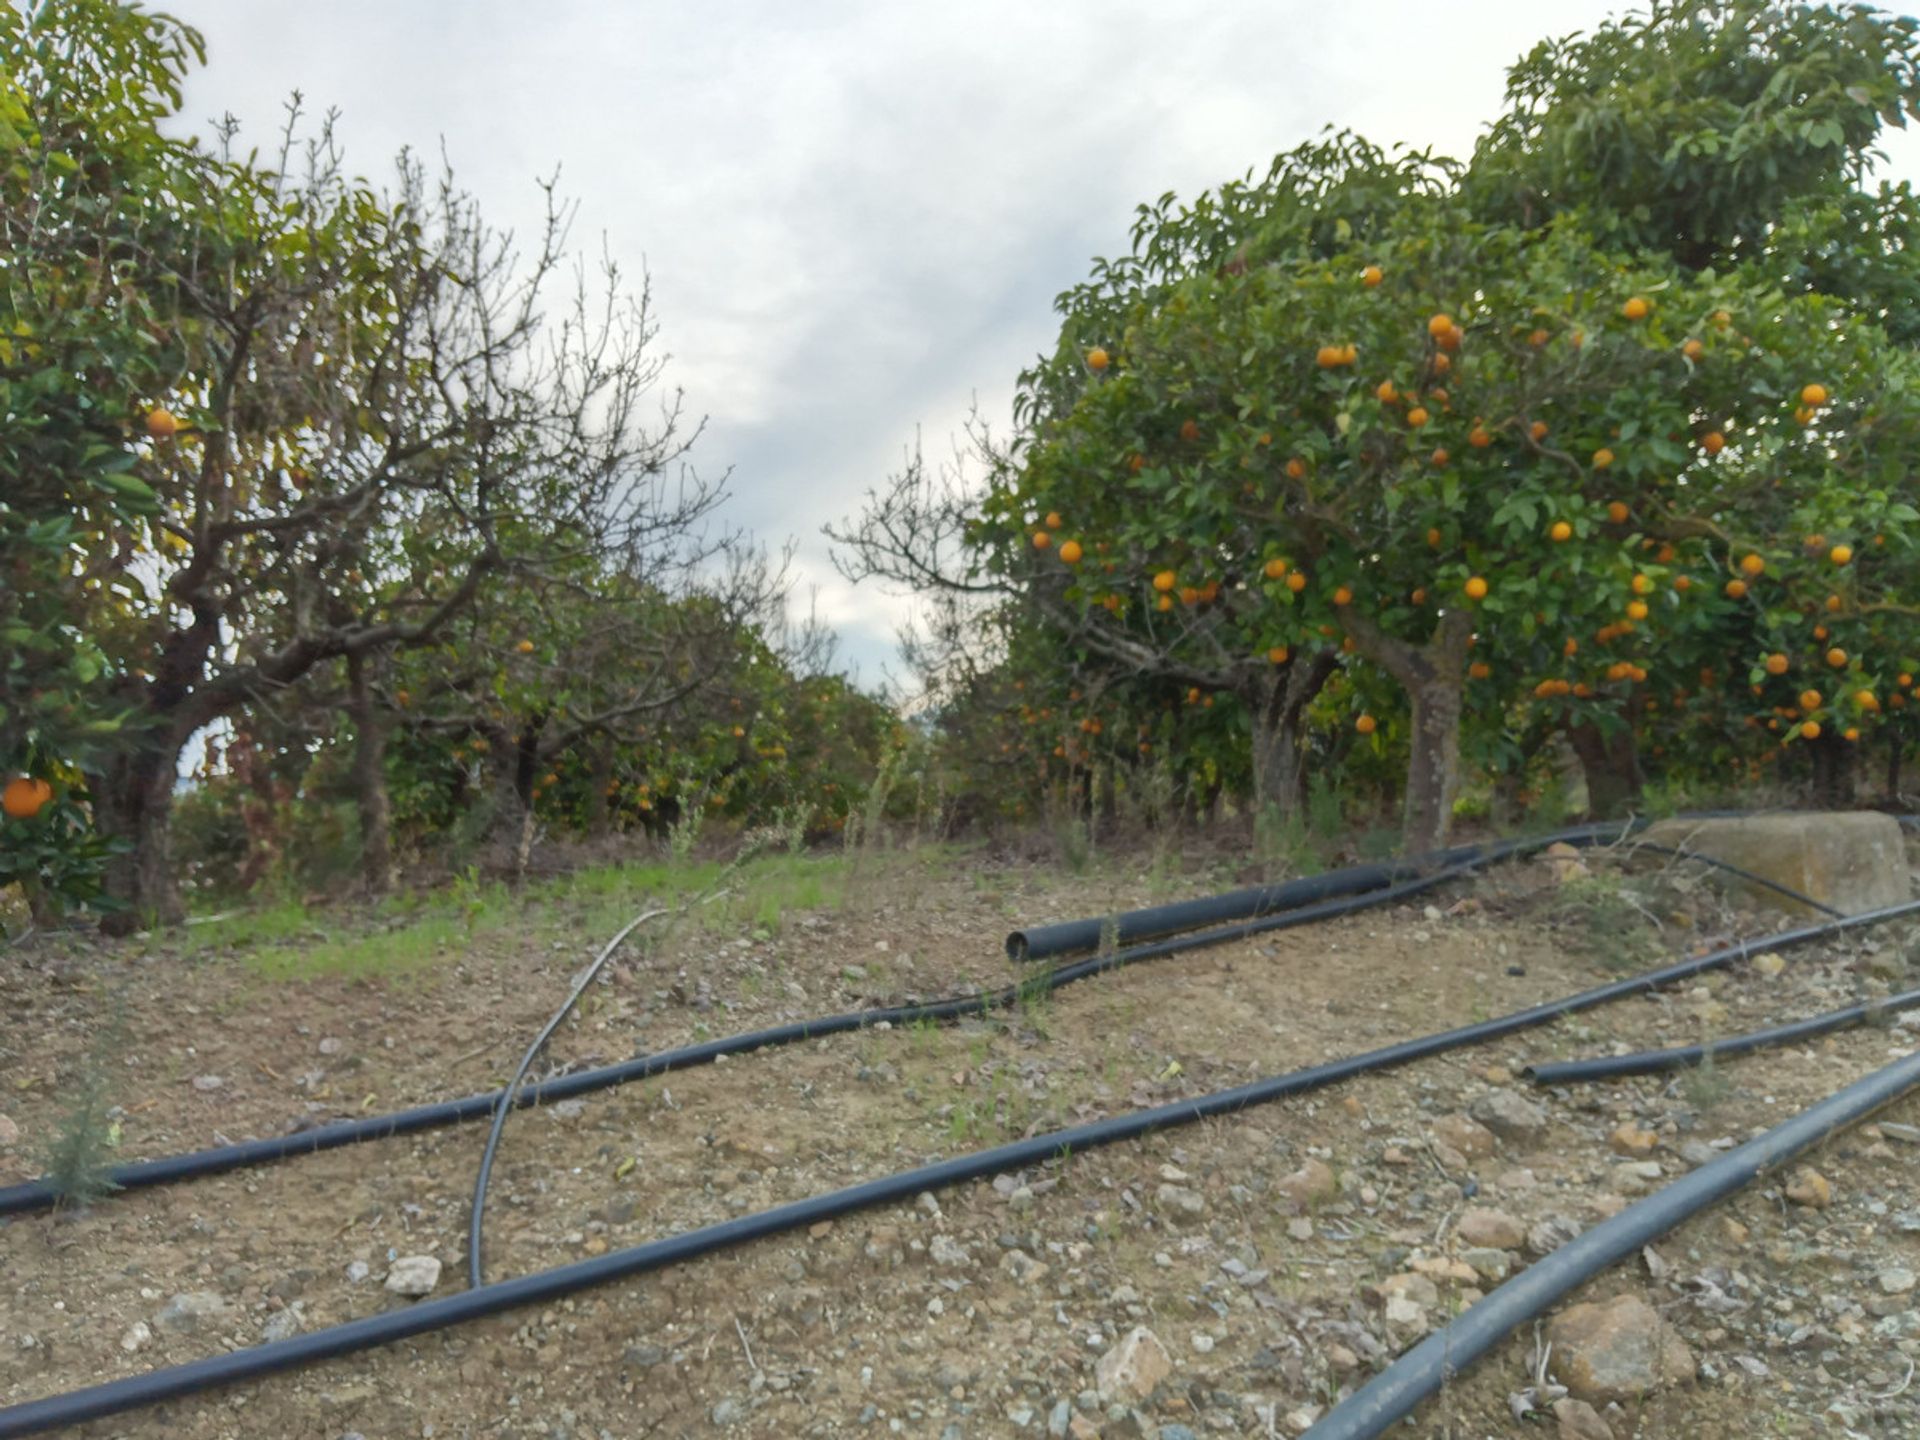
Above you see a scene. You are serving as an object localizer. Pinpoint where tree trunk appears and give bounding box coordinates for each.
[345,653,397,896]
[1335,604,1472,855]
[1886,739,1904,807]
[1403,677,1464,854]
[1566,716,1644,818]
[1807,731,1855,808]
[585,740,615,839]
[1245,650,1339,815]
[92,736,187,934]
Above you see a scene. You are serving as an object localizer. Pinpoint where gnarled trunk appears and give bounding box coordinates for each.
[1245,650,1338,815]
[1335,604,1473,855]
[585,739,615,838]
[345,652,397,896]
[1807,731,1855,808]
[1403,677,1464,854]
[92,736,186,935]
[1567,716,1643,818]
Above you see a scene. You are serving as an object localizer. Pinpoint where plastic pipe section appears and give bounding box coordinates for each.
[1525,985,1920,1085]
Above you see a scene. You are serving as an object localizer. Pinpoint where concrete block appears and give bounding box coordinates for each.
[1641,811,1910,917]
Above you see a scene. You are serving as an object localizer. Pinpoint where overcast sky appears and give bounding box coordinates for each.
[172,0,1920,690]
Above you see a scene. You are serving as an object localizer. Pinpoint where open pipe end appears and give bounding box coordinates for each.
[1004,932,1030,963]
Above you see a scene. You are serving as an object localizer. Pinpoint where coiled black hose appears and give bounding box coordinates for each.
[1526,984,1920,1085]
[4,896,1915,1436]
[1303,1044,1920,1440]
[0,860,1487,1219]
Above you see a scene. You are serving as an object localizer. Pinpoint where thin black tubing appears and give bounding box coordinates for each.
[1303,1044,1920,1440]
[1614,840,1842,917]
[467,906,664,1290]
[4,896,1917,1436]
[0,861,1486,1219]
[1526,984,1920,1085]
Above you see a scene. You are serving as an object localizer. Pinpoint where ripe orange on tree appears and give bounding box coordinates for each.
[1702,430,1726,455]
[1529,420,1550,441]
[1827,647,1849,668]
[1286,571,1308,593]
[1333,585,1354,606]
[1765,653,1789,675]
[1607,501,1630,524]
[1427,313,1453,337]
[1405,406,1430,427]
[1464,576,1488,600]
[1739,553,1765,577]
[1058,539,1083,565]
[1085,347,1109,371]
[1267,645,1290,664]
[145,407,179,439]
[1285,457,1308,479]
[1550,520,1572,542]
[1681,338,1704,361]
[1032,530,1052,550]
[1724,578,1748,599]
[1361,264,1383,287]
[1830,543,1853,565]
[1468,424,1492,448]
[1044,511,1063,530]
[1355,714,1377,735]
[1801,720,1822,740]
[1799,689,1823,711]
[516,638,536,654]
[2,776,52,820]
[1622,296,1650,320]
[1800,382,1828,407]
[1592,447,1615,469]
[1179,418,1202,441]
[1264,557,1288,580]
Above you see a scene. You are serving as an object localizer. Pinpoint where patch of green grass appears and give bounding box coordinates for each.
[1545,873,1664,972]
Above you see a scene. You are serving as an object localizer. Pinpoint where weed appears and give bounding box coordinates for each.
[1546,873,1663,971]
[1680,1048,1733,1108]
[39,994,129,1208]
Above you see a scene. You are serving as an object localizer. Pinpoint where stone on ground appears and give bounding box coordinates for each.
[383,1254,443,1297]
[1094,1326,1171,1403]
[1546,1293,1697,1403]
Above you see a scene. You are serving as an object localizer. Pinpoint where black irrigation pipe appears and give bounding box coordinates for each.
[1526,984,1920,1086]
[1004,819,1647,962]
[5,897,1918,1436]
[1304,1043,1920,1440]
[1002,811,1830,962]
[0,859,1490,1220]
[1613,841,1843,918]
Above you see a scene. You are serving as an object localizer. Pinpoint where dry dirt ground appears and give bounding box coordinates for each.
[2,836,1918,1439]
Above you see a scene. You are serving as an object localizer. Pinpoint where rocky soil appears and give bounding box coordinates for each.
[2,838,1917,1438]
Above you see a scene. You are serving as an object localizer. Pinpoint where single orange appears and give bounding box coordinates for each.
[1529,420,1549,442]
[1702,431,1726,455]
[1086,347,1109,371]
[1801,720,1821,740]
[1830,543,1853,565]
[1332,585,1353,606]
[1180,419,1201,441]
[1622,296,1650,320]
[1592,447,1614,469]
[1550,521,1572,542]
[2,776,52,821]
[1286,571,1308,593]
[1427,313,1453,337]
[1264,557,1288,581]
[1153,570,1177,593]
[1464,576,1488,600]
[1267,645,1290,664]
[1032,530,1052,550]
[1827,647,1848,668]
[1361,265,1383,287]
[1355,714,1377,735]
[1739,553,1765,577]
[1607,501,1630,524]
[1058,540,1083,565]
[516,638,536,654]
[1765,653,1789,675]
[1800,382,1828,407]
[1724,579,1748,599]
[1405,406,1430,428]
[145,407,179,439]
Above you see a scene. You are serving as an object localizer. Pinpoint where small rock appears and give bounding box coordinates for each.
[1609,1122,1658,1156]
[1609,1160,1664,1195]
[1458,1247,1513,1283]
[1877,1266,1916,1295]
[929,1234,973,1268]
[1190,1332,1214,1353]
[1551,1396,1615,1440]
[317,1036,343,1055]
[1528,1215,1583,1257]
[1456,1207,1527,1251]
[0,1114,19,1147]
[153,1292,231,1332]
[1275,1159,1336,1211]
[119,1321,152,1353]
[1470,1091,1549,1146]
[344,1260,370,1284]
[1721,1217,1750,1246]
[550,1099,586,1120]
[1784,1167,1832,1209]
[710,1395,747,1426]
[1433,1113,1497,1158]
[260,1308,301,1343]
[1286,1217,1314,1241]
[1156,1184,1206,1219]
[1095,1326,1171,1403]
[1546,1293,1697,1403]
[190,1074,224,1093]
[1751,952,1787,978]
[383,1255,442,1297]
[1068,1416,1101,1440]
